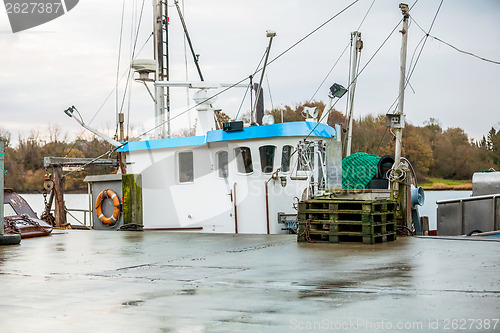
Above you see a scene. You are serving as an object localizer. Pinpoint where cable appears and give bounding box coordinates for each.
[265,0,360,69]
[308,0,374,102]
[431,35,500,65]
[265,73,274,111]
[304,14,404,141]
[63,145,121,177]
[235,48,268,121]
[115,0,126,137]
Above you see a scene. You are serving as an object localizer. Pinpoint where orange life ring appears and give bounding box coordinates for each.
[95,189,121,225]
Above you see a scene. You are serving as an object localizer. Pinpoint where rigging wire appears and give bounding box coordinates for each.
[385,0,443,116]
[265,0,360,70]
[303,15,405,141]
[63,146,121,177]
[384,31,426,114]
[411,16,500,65]
[66,1,147,157]
[265,73,274,111]
[115,0,127,138]
[308,0,376,103]
[343,39,363,152]
[304,0,428,142]
[430,35,500,65]
[235,48,268,121]
[118,0,146,140]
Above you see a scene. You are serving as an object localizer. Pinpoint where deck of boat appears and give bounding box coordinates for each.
[0,231,499,332]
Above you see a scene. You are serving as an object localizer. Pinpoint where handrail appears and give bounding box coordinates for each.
[437,193,500,204]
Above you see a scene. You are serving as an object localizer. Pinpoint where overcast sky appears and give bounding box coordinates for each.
[1,0,499,147]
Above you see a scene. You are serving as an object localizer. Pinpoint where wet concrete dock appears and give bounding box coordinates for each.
[1,231,499,332]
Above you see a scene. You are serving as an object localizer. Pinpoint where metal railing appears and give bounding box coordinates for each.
[50,208,93,229]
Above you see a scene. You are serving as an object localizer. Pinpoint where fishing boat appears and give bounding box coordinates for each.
[3,188,53,238]
[66,0,353,234]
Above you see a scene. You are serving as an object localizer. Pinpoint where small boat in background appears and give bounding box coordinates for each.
[3,189,53,238]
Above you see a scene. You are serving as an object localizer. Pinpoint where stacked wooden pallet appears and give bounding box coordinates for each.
[297,199,397,244]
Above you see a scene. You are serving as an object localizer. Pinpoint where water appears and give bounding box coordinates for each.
[18,190,470,231]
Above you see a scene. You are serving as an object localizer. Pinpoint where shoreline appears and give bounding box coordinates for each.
[421,183,472,191]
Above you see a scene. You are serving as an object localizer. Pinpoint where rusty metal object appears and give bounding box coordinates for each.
[3,189,53,239]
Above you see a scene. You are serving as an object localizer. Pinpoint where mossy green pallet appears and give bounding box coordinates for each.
[297,199,398,244]
[329,232,397,244]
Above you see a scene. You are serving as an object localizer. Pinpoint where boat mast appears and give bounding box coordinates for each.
[252,30,276,124]
[154,0,169,138]
[393,3,409,169]
[345,31,362,157]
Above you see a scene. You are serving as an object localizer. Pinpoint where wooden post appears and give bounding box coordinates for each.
[121,174,143,229]
[421,216,429,236]
[53,165,66,228]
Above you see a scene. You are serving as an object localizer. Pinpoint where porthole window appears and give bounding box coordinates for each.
[178,151,194,183]
[216,151,229,178]
[234,147,253,174]
[259,145,276,173]
[281,145,293,173]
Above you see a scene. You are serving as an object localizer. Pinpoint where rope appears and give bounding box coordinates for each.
[304,16,403,141]
[298,217,313,243]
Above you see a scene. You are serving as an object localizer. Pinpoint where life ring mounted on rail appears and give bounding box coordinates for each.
[95,189,121,226]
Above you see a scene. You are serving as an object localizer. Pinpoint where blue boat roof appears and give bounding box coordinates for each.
[118,121,336,152]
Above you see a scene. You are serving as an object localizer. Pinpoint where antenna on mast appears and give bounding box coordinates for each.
[345,31,363,157]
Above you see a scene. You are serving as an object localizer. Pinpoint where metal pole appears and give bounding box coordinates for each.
[154,0,168,138]
[165,0,171,138]
[53,166,66,228]
[345,31,362,156]
[394,4,409,169]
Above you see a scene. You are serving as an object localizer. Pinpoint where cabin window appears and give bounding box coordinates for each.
[234,147,253,174]
[259,145,276,173]
[281,145,293,173]
[216,151,229,178]
[178,151,194,183]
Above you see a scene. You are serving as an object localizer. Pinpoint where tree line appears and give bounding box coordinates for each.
[0,126,117,193]
[1,103,499,192]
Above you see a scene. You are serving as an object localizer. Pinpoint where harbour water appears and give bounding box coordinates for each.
[1,230,499,332]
